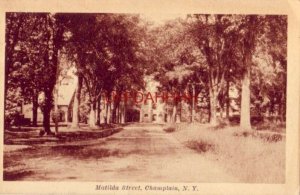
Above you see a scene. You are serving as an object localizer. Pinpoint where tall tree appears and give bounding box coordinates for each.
[239,16,258,129]
[5,13,66,134]
[71,75,82,128]
[188,15,235,125]
[5,13,43,126]
[65,14,145,127]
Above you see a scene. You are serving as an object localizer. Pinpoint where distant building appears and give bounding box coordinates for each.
[22,67,77,123]
[139,77,167,123]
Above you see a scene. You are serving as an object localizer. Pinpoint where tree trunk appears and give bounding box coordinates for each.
[105,102,108,124]
[277,94,285,123]
[148,100,153,123]
[40,14,62,136]
[106,102,111,124]
[191,85,195,123]
[71,89,79,128]
[112,101,119,123]
[112,103,116,123]
[32,92,38,126]
[120,103,125,124]
[42,90,53,135]
[116,104,120,123]
[139,107,143,122]
[42,107,51,134]
[71,76,82,128]
[116,103,120,123]
[95,101,99,124]
[167,111,172,123]
[240,66,251,129]
[177,102,181,123]
[208,101,211,123]
[226,79,230,118]
[240,15,256,130]
[96,97,101,125]
[179,102,182,122]
[89,102,96,127]
[209,87,217,126]
[172,105,177,123]
[102,97,106,123]
[220,105,224,119]
[53,85,59,134]
[280,95,285,122]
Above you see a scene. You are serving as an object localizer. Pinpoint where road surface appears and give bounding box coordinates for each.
[4,123,238,182]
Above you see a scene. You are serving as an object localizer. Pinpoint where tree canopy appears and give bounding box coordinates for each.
[5,13,287,132]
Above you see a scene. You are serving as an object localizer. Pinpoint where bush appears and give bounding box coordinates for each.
[233,130,284,143]
[163,126,176,133]
[186,140,215,153]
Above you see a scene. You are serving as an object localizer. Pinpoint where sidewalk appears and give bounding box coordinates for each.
[4,124,123,146]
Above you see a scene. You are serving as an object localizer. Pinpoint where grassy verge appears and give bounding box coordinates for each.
[4,124,123,145]
[169,123,285,183]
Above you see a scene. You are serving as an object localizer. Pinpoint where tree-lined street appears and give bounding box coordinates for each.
[5,13,287,132]
[4,13,286,183]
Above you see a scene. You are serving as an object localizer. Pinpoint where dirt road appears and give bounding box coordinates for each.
[4,123,238,182]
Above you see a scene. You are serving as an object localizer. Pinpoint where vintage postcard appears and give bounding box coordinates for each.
[0,0,299,194]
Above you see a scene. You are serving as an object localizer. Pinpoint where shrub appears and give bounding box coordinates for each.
[163,126,176,133]
[186,140,215,153]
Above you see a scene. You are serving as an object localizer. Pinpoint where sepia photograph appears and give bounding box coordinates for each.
[0,1,299,194]
[3,12,287,183]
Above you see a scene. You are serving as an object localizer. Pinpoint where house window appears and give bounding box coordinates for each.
[144,114,148,117]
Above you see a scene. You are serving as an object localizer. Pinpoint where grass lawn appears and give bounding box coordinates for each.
[164,123,285,183]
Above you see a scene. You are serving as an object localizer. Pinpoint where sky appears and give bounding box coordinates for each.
[141,13,186,26]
